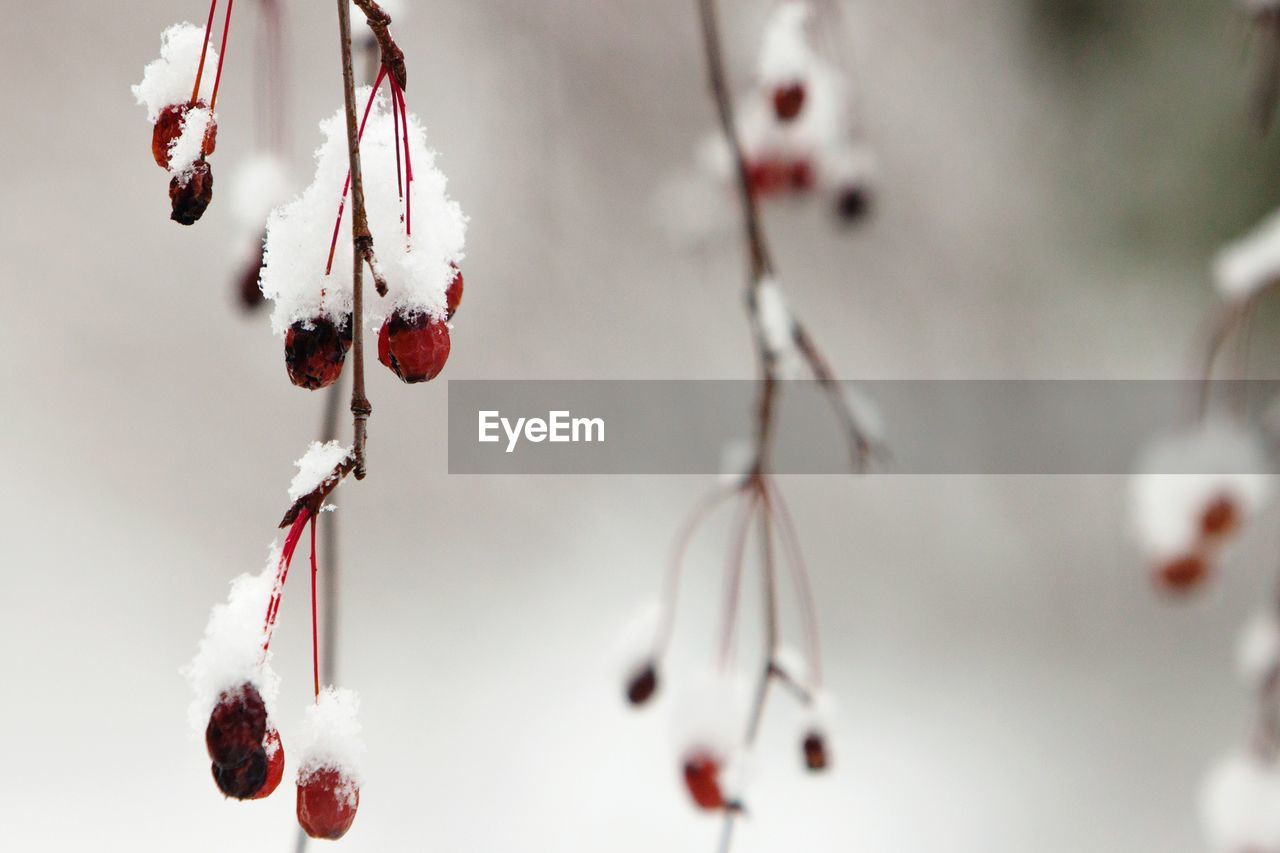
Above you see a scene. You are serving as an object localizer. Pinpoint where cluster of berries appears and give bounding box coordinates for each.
[152,100,219,225]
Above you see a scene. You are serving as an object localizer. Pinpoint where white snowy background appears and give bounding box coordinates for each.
[2,0,1280,850]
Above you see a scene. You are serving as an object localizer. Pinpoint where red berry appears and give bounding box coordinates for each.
[1200,495,1240,540]
[151,102,218,170]
[206,684,267,769]
[625,663,659,706]
[1154,554,1209,593]
[802,730,829,772]
[377,311,451,384]
[746,160,791,197]
[789,159,814,191]
[297,768,360,840]
[285,316,352,390]
[170,159,214,226]
[446,265,464,320]
[772,83,806,121]
[252,729,285,800]
[682,752,726,810]
[212,747,268,799]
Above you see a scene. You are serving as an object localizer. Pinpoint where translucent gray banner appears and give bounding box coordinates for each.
[446,381,1278,474]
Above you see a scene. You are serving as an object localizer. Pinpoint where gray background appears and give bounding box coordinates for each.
[2,0,1279,850]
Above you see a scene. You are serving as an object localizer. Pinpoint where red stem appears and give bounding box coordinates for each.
[191,0,219,106]
[262,508,312,651]
[390,77,413,236]
[209,0,236,111]
[325,66,390,276]
[391,77,404,209]
[310,516,320,699]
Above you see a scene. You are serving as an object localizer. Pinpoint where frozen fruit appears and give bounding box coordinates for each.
[152,102,218,169]
[206,684,267,769]
[297,768,360,840]
[1200,495,1239,540]
[285,316,353,390]
[1155,554,1208,593]
[625,663,658,706]
[772,83,806,121]
[252,728,285,800]
[170,159,214,226]
[377,311,451,384]
[446,265,464,320]
[802,730,829,771]
[836,185,872,223]
[212,747,268,799]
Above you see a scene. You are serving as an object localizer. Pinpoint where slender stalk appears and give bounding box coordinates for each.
[191,0,219,105]
[209,0,236,110]
[336,0,373,479]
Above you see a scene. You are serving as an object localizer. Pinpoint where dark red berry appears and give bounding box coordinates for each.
[836,184,872,224]
[682,752,725,810]
[1154,554,1208,594]
[238,239,266,311]
[212,747,268,799]
[206,684,268,769]
[377,311,451,384]
[297,768,360,840]
[252,728,285,800]
[446,265,464,320]
[772,83,806,121]
[285,316,352,390]
[170,159,214,226]
[151,102,218,169]
[790,159,813,191]
[1200,495,1240,540]
[625,663,659,706]
[747,160,791,197]
[802,730,829,772]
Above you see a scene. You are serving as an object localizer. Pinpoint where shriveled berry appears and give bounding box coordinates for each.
[1154,554,1208,593]
[1201,495,1240,540]
[836,185,872,224]
[252,729,285,800]
[772,83,806,121]
[206,684,268,768]
[297,768,360,840]
[170,159,214,226]
[625,663,658,706]
[152,102,218,169]
[446,265,464,320]
[285,316,352,390]
[378,311,451,384]
[682,752,725,810]
[802,730,829,772]
[212,747,268,799]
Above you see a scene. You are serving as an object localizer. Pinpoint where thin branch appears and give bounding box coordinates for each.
[352,0,408,91]
[336,0,373,479]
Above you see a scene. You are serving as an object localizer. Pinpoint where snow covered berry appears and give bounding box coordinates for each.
[682,751,727,810]
[296,687,364,840]
[1200,494,1240,541]
[206,683,268,769]
[212,746,268,800]
[802,730,829,771]
[377,311,451,383]
[772,83,806,121]
[285,316,353,390]
[297,767,360,840]
[626,662,659,706]
[170,159,214,226]
[446,266,464,319]
[152,102,217,169]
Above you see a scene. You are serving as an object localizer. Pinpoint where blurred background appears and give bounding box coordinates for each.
[3,0,1280,850]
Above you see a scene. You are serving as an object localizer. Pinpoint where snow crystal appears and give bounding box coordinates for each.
[1129,418,1271,559]
[758,1,815,86]
[181,545,282,733]
[1238,609,1280,686]
[230,153,293,232]
[1214,208,1280,301]
[298,686,365,789]
[132,23,218,123]
[1201,752,1280,852]
[289,441,352,502]
[262,88,467,335]
[167,106,213,179]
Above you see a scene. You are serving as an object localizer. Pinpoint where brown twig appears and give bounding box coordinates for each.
[337,0,373,480]
[351,0,407,91]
